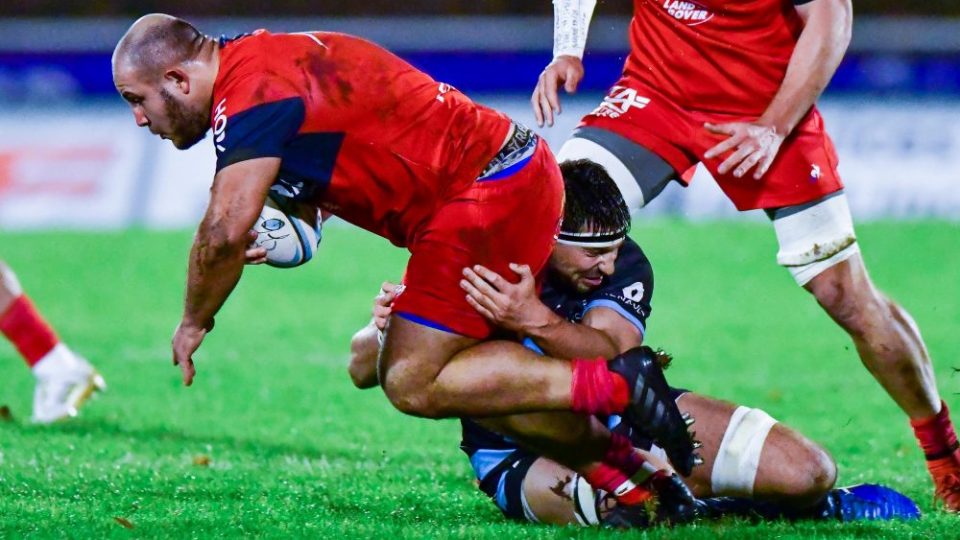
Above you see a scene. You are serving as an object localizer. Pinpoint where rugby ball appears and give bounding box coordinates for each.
[252,194,322,268]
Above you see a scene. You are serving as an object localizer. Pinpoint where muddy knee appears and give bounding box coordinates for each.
[755,424,837,506]
[807,270,882,340]
[792,443,837,504]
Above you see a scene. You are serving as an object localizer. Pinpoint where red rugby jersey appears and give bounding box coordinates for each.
[211,30,512,247]
[624,0,809,116]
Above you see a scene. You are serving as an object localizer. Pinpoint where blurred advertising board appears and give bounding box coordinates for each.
[0,97,958,230]
[0,111,144,229]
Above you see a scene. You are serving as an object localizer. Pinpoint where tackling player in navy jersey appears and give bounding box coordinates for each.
[348,160,919,526]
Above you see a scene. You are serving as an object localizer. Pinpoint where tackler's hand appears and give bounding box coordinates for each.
[461,263,551,333]
[372,281,400,331]
[704,121,786,180]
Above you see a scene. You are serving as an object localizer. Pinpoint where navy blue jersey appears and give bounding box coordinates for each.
[460,238,654,479]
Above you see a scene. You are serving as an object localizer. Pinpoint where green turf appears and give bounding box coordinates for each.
[1,220,958,538]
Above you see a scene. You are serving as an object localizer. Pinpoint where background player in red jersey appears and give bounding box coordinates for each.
[532,0,960,510]
[347,160,920,526]
[111,14,700,520]
[0,260,104,423]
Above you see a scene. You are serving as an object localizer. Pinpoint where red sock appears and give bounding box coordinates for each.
[583,463,654,506]
[571,358,629,415]
[583,433,657,506]
[911,401,960,461]
[604,432,650,477]
[0,295,58,368]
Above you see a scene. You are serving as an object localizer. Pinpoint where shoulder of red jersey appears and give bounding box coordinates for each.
[212,30,307,172]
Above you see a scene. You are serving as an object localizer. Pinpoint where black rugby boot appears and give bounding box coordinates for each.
[602,472,699,528]
[608,346,701,476]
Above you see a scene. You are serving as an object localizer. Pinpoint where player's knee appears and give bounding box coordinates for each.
[347,334,380,390]
[754,424,837,506]
[789,443,837,505]
[347,354,375,389]
[811,446,838,497]
[807,270,879,339]
[384,388,442,418]
[710,407,833,504]
[380,362,443,418]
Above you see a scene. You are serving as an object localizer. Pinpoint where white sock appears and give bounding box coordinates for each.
[31,343,78,379]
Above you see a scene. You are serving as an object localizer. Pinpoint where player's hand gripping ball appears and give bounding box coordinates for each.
[251,194,322,268]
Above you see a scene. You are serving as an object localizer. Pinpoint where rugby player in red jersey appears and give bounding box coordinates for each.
[0,260,104,423]
[532,0,960,510]
[111,14,700,522]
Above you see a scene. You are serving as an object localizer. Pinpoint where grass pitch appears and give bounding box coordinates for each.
[1,220,959,538]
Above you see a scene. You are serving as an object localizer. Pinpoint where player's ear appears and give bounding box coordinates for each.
[164,68,190,95]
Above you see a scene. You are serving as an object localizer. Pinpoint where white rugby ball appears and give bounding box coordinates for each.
[252,195,322,268]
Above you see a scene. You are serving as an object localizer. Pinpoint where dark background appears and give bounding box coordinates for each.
[3,1,958,17]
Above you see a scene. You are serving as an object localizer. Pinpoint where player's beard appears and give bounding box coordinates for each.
[160,88,209,150]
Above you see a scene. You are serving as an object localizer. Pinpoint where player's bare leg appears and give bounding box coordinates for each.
[377,318,572,418]
[806,256,939,416]
[474,413,611,472]
[522,457,604,525]
[674,394,835,507]
[805,255,959,510]
[506,453,671,526]
[0,260,105,423]
[380,318,697,469]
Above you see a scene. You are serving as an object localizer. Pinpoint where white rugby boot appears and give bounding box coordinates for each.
[31,343,106,424]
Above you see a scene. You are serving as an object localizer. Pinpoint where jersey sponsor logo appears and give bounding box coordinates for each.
[622,282,645,303]
[590,86,651,119]
[213,98,228,153]
[661,0,714,26]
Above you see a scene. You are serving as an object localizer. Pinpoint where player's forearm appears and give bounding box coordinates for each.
[525,311,621,359]
[182,159,279,331]
[759,0,852,135]
[349,323,381,389]
[552,0,598,59]
[181,222,247,330]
